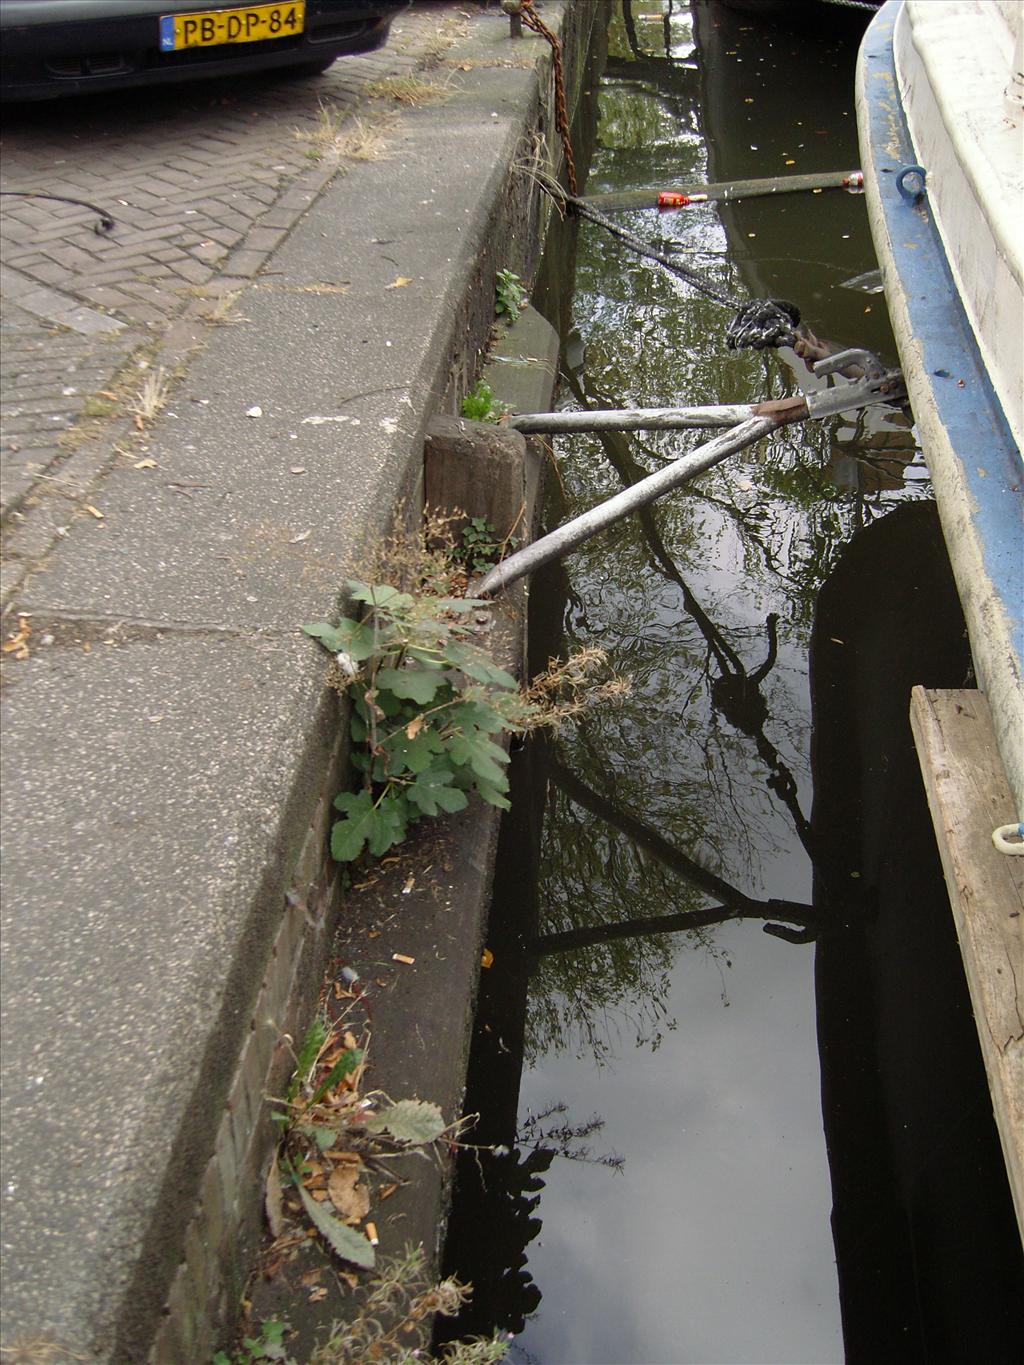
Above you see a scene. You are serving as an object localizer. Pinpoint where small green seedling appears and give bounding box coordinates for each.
[460,379,510,424]
[213,1318,294,1365]
[495,268,526,321]
[459,517,502,577]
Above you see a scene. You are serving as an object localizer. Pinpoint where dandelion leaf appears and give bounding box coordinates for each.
[364,1098,447,1145]
[295,1180,375,1268]
[311,1048,363,1103]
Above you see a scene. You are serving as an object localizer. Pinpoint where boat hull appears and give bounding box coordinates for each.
[856,0,1024,819]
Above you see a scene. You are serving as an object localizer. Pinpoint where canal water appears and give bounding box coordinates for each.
[440,3,1024,1362]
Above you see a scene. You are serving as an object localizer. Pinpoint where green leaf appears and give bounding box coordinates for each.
[383,726,445,775]
[475,782,512,811]
[407,766,470,817]
[405,645,445,665]
[303,618,377,661]
[448,698,508,735]
[293,1172,375,1268]
[376,666,446,705]
[297,1123,340,1150]
[302,621,346,651]
[447,731,509,786]
[346,581,413,612]
[331,791,408,861]
[311,1048,362,1104]
[288,1018,328,1099]
[367,794,408,856]
[364,1098,447,1145]
[330,790,377,862]
[373,686,404,718]
[444,640,516,689]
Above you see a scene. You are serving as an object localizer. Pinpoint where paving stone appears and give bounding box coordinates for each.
[0,3,572,1352]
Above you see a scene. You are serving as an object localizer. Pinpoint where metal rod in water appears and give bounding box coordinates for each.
[508,404,756,434]
[579,170,864,214]
[472,415,776,598]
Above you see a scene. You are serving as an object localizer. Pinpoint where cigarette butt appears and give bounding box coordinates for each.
[392,953,415,965]
[366,1221,379,1246]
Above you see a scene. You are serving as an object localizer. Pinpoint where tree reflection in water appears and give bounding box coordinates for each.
[443,3,931,1355]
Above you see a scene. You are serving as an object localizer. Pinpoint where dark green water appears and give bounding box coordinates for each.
[439,4,1024,1362]
[506,8,904,1362]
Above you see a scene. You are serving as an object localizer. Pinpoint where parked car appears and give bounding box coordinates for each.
[0,0,407,101]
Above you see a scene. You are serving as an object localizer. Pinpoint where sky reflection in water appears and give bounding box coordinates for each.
[509,2,918,1361]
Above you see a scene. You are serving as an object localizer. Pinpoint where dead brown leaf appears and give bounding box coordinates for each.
[265,1152,286,1238]
[328,1164,370,1226]
[2,616,31,661]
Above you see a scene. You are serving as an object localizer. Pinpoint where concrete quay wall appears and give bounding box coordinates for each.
[0,4,602,1359]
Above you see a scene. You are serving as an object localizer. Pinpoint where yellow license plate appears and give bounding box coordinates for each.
[159,2,305,52]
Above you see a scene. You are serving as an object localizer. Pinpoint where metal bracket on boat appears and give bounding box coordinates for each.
[805,348,906,418]
[895,163,927,204]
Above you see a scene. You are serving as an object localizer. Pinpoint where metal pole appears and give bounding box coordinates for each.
[508,403,756,434]
[471,414,776,598]
[579,170,864,214]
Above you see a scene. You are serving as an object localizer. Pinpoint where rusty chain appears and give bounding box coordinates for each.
[520,0,578,196]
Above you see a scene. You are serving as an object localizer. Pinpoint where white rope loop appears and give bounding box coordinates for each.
[991,823,1024,855]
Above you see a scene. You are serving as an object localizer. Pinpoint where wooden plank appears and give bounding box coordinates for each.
[910,686,1024,1242]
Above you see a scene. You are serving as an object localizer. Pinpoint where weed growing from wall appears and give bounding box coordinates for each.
[459,380,509,424]
[304,514,627,868]
[494,268,526,322]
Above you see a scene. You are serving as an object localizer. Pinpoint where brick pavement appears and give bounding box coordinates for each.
[0,2,589,1354]
[0,4,472,594]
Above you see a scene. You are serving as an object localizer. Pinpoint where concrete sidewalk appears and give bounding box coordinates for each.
[0,4,597,1358]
